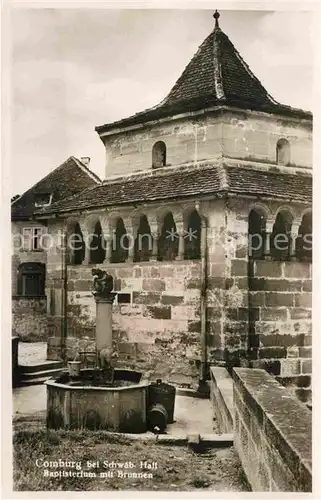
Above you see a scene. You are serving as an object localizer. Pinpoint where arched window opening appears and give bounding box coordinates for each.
[152,141,166,168]
[276,138,290,166]
[17,262,46,296]
[71,223,85,265]
[184,210,201,260]
[89,221,106,265]
[111,218,129,264]
[248,209,266,259]
[134,215,152,262]
[158,213,178,261]
[271,211,292,261]
[296,212,312,262]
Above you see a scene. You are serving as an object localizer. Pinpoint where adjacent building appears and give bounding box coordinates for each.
[11,156,101,340]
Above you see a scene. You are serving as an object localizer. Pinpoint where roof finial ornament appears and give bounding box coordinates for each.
[213,9,220,28]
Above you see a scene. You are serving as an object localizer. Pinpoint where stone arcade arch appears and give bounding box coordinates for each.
[248,208,266,259]
[70,222,85,265]
[271,210,293,261]
[17,262,46,296]
[111,218,129,264]
[184,209,201,260]
[134,215,152,262]
[89,220,106,265]
[158,212,178,261]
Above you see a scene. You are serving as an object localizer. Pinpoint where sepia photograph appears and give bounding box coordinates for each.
[8,6,312,494]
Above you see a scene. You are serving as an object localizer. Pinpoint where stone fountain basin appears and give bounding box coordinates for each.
[45,368,149,433]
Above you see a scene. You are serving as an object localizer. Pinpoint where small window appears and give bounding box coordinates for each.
[22,227,44,251]
[117,293,131,304]
[276,139,290,166]
[34,193,53,208]
[152,141,166,168]
[17,262,46,296]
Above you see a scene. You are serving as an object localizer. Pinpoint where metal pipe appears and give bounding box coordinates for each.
[199,216,208,382]
[61,228,68,357]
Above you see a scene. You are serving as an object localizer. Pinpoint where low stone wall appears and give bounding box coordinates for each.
[209,367,233,433]
[233,367,312,492]
[12,297,48,342]
[248,260,312,404]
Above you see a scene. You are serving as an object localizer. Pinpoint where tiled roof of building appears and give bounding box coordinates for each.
[226,166,312,203]
[35,163,312,217]
[11,156,101,220]
[96,18,311,134]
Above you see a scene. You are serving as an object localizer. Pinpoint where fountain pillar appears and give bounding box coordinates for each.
[94,295,116,352]
[91,268,117,374]
[45,267,149,433]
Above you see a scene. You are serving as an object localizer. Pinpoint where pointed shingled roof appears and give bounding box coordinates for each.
[162,21,275,108]
[96,14,311,134]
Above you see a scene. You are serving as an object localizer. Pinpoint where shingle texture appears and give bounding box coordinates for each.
[96,25,311,134]
[226,166,312,204]
[11,157,101,220]
[35,163,312,216]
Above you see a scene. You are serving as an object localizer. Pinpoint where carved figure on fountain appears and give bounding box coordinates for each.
[91,268,115,301]
[99,347,119,384]
[99,347,118,369]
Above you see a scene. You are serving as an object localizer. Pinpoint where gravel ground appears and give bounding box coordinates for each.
[13,413,250,492]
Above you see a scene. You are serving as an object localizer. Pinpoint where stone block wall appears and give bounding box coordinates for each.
[43,198,312,392]
[58,261,203,386]
[12,297,48,341]
[205,205,227,365]
[222,203,249,367]
[221,110,312,168]
[248,260,312,404]
[205,199,250,369]
[233,367,312,492]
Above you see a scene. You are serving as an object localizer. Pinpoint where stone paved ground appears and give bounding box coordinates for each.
[168,395,217,434]
[18,342,47,366]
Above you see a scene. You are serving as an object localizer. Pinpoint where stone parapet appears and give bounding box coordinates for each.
[233,367,312,492]
[209,367,233,433]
